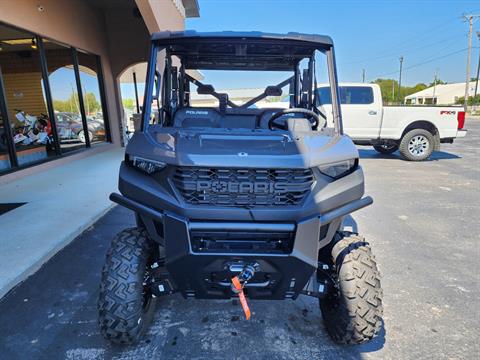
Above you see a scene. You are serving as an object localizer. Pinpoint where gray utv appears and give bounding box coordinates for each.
[98,31,383,345]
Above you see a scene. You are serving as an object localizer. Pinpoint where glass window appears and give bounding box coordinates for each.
[0,93,11,171]
[43,40,85,153]
[77,51,106,144]
[316,87,332,106]
[119,63,146,135]
[0,24,57,166]
[316,86,374,105]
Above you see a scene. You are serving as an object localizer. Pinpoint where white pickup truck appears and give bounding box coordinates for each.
[316,83,467,161]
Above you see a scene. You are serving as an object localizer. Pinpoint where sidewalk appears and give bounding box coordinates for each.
[0,146,124,298]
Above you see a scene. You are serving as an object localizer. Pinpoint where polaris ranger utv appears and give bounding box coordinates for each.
[98,31,383,345]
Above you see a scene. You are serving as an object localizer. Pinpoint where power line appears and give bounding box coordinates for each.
[341,34,461,66]
[377,16,460,52]
[369,47,473,80]
[341,16,462,66]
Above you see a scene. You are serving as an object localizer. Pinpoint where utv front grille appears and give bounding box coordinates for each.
[172,167,314,207]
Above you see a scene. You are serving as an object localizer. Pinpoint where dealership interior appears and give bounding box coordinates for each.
[0,22,110,173]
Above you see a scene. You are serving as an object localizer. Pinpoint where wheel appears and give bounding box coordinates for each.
[319,232,383,344]
[373,144,398,154]
[78,130,93,143]
[98,228,156,344]
[399,129,434,161]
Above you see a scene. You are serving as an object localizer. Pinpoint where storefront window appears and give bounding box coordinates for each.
[0,21,110,173]
[0,96,11,171]
[0,24,56,166]
[43,41,85,153]
[77,52,106,144]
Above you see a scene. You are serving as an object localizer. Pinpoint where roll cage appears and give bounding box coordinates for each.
[141,31,344,134]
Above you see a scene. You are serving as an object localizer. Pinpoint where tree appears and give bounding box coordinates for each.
[371,78,428,104]
[52,91,101,114]
[455,95,480,105]
[83,92,101,115]
[122,98,135,110]
[371,79,398,103]
[429,79,446,87]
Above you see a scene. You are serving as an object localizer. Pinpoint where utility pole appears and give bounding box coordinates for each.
[391,81,395,103]
[473,31,480,112]
[398,56,404,104]
[362,69,365,83]
[432,69,438,105]
[463,14,480,112]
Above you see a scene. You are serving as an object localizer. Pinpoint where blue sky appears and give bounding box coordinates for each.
[184,0,480,88]
[49,68,101,102]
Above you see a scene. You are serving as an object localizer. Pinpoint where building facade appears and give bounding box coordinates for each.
[404,81,478,105]
[0,0,199,180]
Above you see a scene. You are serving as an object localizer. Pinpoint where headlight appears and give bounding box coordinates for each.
[129,155,166,174]
[318,158,358,179]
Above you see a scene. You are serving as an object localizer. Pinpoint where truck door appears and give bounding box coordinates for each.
[317,85,382,139]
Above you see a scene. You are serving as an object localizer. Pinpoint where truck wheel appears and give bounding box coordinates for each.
[319,232,383,344]
[399,129,434,161]
[98,228,156,344]
[373,144,398,154]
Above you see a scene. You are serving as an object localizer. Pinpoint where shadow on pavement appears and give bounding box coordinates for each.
[358,148,461,161]
[0,205,384,360]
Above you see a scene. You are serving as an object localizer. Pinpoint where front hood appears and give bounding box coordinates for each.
[126,128,358,169]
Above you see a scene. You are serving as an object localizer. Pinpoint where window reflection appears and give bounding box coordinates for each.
[0,24,56,166]
[0,98,11,171]
[43,41,84,152]
[77,52,106,144]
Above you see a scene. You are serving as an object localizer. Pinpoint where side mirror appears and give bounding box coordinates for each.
[265,86,282,97]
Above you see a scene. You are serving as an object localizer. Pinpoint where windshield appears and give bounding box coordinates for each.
[140,36,342,133]
[190,70,291,108]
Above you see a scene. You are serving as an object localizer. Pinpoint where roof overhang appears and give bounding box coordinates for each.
[182,0,200,17]
[151,31,333,71]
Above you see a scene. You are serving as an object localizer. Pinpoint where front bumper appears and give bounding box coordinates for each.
[457,129,467,138]
[110,192,372,299]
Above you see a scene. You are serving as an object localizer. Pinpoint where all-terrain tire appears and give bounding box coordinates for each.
[399,128,434,161]
[373,144,398,154]
[320,232,383,344]
[98,227,156,344]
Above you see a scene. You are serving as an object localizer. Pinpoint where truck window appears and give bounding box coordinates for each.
[316,86,374,105]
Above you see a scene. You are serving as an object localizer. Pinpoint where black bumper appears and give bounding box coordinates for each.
[110,192,372,300]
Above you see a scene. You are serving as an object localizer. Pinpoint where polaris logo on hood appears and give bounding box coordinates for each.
[196,181,288,194]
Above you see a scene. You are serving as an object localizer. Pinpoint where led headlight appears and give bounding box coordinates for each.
[318,158,358,179]
[130,155,166,174]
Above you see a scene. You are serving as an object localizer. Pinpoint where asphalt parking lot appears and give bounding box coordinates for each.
[0,119,478,360]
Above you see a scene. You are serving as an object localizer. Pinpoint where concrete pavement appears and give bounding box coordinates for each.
[0,146,123,298]
[0,120,478,359]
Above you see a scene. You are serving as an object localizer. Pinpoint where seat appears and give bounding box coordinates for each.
[173,107,221,128]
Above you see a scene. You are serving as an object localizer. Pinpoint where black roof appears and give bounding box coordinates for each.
[151,31,333,71]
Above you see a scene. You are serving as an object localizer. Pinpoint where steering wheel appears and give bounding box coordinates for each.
[268,108,323,131]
